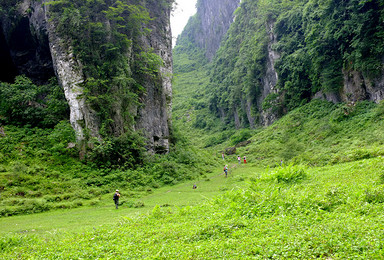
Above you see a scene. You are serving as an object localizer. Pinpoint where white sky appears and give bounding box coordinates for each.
[170,0,198,46]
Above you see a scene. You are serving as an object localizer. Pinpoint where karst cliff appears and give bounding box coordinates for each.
[0,0,173,153]
[176,0,384,128]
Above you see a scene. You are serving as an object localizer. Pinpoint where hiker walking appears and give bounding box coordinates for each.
[243,156,247,164]
[237,156,241,164]
[222,153,225,161]
[113,189,120,209]
[224,165,228,177]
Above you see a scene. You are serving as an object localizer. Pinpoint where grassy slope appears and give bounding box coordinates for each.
[0,122,219,217]
[1,159,384,258]
[0,164,244,234]
[1,100,384,258]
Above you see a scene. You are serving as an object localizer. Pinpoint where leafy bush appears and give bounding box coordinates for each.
[0,76,69,128]
[230,129,252,146]
[316,186,348,211]
[374,100,384,119]
[87,131,146,169]
[271,164,307,184]
[329,103,356,123]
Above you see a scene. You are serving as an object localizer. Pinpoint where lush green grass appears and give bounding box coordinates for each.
[220,100,384,168]
[0,122,219,217]
[0,163,247,234]
[1,158,384,258]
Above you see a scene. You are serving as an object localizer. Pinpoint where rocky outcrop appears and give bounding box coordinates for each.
[0,0,172,153]
[136,1,173,153]
[259,20,279,126]
[45,13,100,143]
[178,0,240,61]
[341,69,384,103]
[0,0,100,143]
[0,0,55,83]
[313,69,384,104]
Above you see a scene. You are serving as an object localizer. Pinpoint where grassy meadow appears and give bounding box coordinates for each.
[1,158,384,258]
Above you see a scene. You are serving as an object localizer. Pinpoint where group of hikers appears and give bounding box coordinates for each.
[222,153,246,164]
[222,153,247,177]
[113,153,249,208]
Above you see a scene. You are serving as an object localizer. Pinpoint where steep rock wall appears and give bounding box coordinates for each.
[136,1,173,153]
[258,21,279,126]
[45,6,101,144]
[178,0,240,61]
[313,69,384,104]
[0,0,172,153]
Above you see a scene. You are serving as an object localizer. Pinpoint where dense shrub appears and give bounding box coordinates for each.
[0,76,69,128]
[229,129,252,146]
[271,164,307,184]
[364,189,384,204]
[87,131,146,169]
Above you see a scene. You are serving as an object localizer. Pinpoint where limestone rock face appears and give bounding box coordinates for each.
[45,13,100,142]
[136,1,173,153]
[258,21,280,126]
[341,69,384,103]
[0,0,100,142]
[314,69,384,104]
[178,0,240,61]
[197,0,240,61]
[0,0,172,153]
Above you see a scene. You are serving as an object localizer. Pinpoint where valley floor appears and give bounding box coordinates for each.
[1,158,384,259]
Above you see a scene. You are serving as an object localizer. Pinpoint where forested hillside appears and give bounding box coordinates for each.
[175,0,384,130]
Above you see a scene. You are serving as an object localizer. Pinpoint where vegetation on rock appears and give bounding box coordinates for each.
[176,0,384,128]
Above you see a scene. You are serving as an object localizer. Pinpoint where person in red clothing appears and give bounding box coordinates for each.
[243,156,247,164]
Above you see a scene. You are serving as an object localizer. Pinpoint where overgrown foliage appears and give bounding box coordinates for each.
[176,0,384,129]
[0,121,217,217]
[47,0,165,137]
[270,163,307,183]
[0,76,69,128]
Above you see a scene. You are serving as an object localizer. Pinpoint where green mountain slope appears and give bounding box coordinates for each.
[237,100,384,167]
[175,0,384,129]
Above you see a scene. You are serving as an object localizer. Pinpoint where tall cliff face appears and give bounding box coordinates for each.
[0,0,173,153]
[177,0,240,61]
[178,0,384,131]
[136,1,173,153]
[45,5,100,143]
[258,21,279,126]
